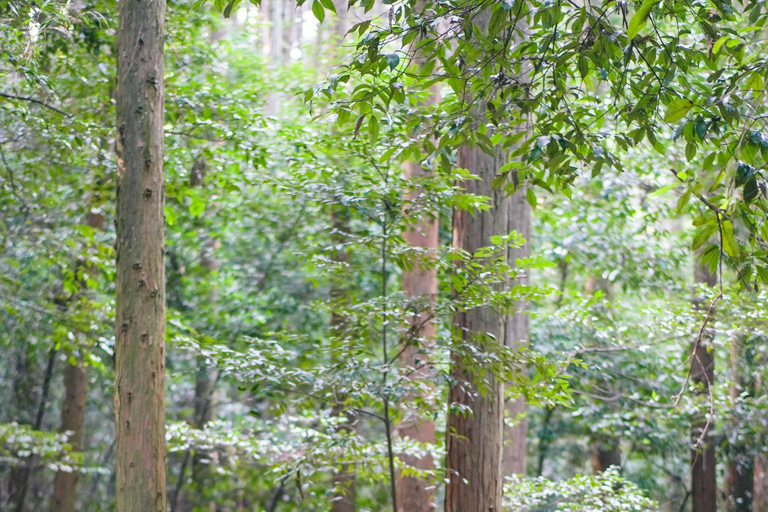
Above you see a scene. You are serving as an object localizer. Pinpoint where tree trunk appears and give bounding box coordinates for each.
[503,185,530,477]
[330,208,357,512]
[395,20,440,510]
[445,144,507,512]
[51,208,104,512]
[756,452,768,512]
[726,335,752,512]
[114,0,167,508]
[51,363,88,512]
[691,263,717,512]
[397,157,438,512]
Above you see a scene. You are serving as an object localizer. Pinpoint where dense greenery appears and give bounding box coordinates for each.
[1,0,767,509]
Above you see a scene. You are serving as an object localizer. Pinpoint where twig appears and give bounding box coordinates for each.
[0,92,72,117]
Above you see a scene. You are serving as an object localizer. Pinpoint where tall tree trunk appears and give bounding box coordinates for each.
[330,208,356,512]
[726,334,752,512]
[756,453,768,512]
[51,362,88,512]
[503,186,530,477]
[114,0,167,508]
[397,165,438,512]
[395,19,440,511]
[756,375,768,512]
[51,208,104,512]
[584,277,622,475]
[691,263,717,512]
[329,6,355,511]
[445,143,507,512]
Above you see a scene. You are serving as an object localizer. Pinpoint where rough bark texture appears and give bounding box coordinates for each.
[51,363,88,512]
[397,157,439,512]
[445,145,506,512]
[691,264,717,512]
[114,0,167,508]
[503,184,530,477]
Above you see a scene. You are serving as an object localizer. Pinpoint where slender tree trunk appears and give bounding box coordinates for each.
[756,452,768,512]
[726,335,752,512]
[114,0,167,508]
[445,143,507,512]
[51,363,88,512]
[397,163,438,512]
[330,208,357,512]
[329,6,355,510]
[756,375,768,512]
[51,208,104,512]
[395,19,440,511]
[691,263,717,512]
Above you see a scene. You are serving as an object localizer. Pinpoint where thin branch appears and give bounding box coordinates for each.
[0,92,72,117]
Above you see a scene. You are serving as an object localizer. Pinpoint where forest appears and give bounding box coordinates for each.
[1,0,768,509]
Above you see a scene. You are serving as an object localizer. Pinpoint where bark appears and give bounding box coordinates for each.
[191,365,217,511]
[51,211,104,512]
[691,263,717,512]
[51,363,88,512]
[114,0,167,508]
[726,335,752,512]
[503,184,530,477]
[330,209,357,512]
[585,277,622,475]
[756,452,768,512]
[395,21,440,511]
[445,144,507,512]
[11,347,56,512]
[756,375,768,512]
[396,161,438,512]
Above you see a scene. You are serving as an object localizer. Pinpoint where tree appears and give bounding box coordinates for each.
[114,0,168,508]
[691,262,717,512]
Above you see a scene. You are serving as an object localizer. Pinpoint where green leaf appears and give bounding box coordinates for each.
[736,161,755,187]
[384,53,400,70]
[627,0,660,40]
[665,98,694,123]
[712,36,730,54]
[312,0,325,22]
[319,0,337,13]
[526,188,537,209]
[722,220,739,257]
[744,177,759,203]
[692,223,717,250]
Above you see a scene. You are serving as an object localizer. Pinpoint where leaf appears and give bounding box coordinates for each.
[665,98,694,123]
[712,36,730,54]
[384,53,400,70]
[722,220,739,257]
[319,0,336,13]
[735,161,755,187]
[744,177,759,203]
[692,223,717,250]
[312,0,325,22]
[223,0,241,17]
[685,142,697,162]
[627,0,660,41]
[526,188,537,209]
[368,115,379,144]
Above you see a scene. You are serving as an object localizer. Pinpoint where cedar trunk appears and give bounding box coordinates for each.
[397,160,439,512]
[445,145,507,512]
[114,0,167,509]
[691,264,717,512]
[503,185,530,476]
[51,363,88,512]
